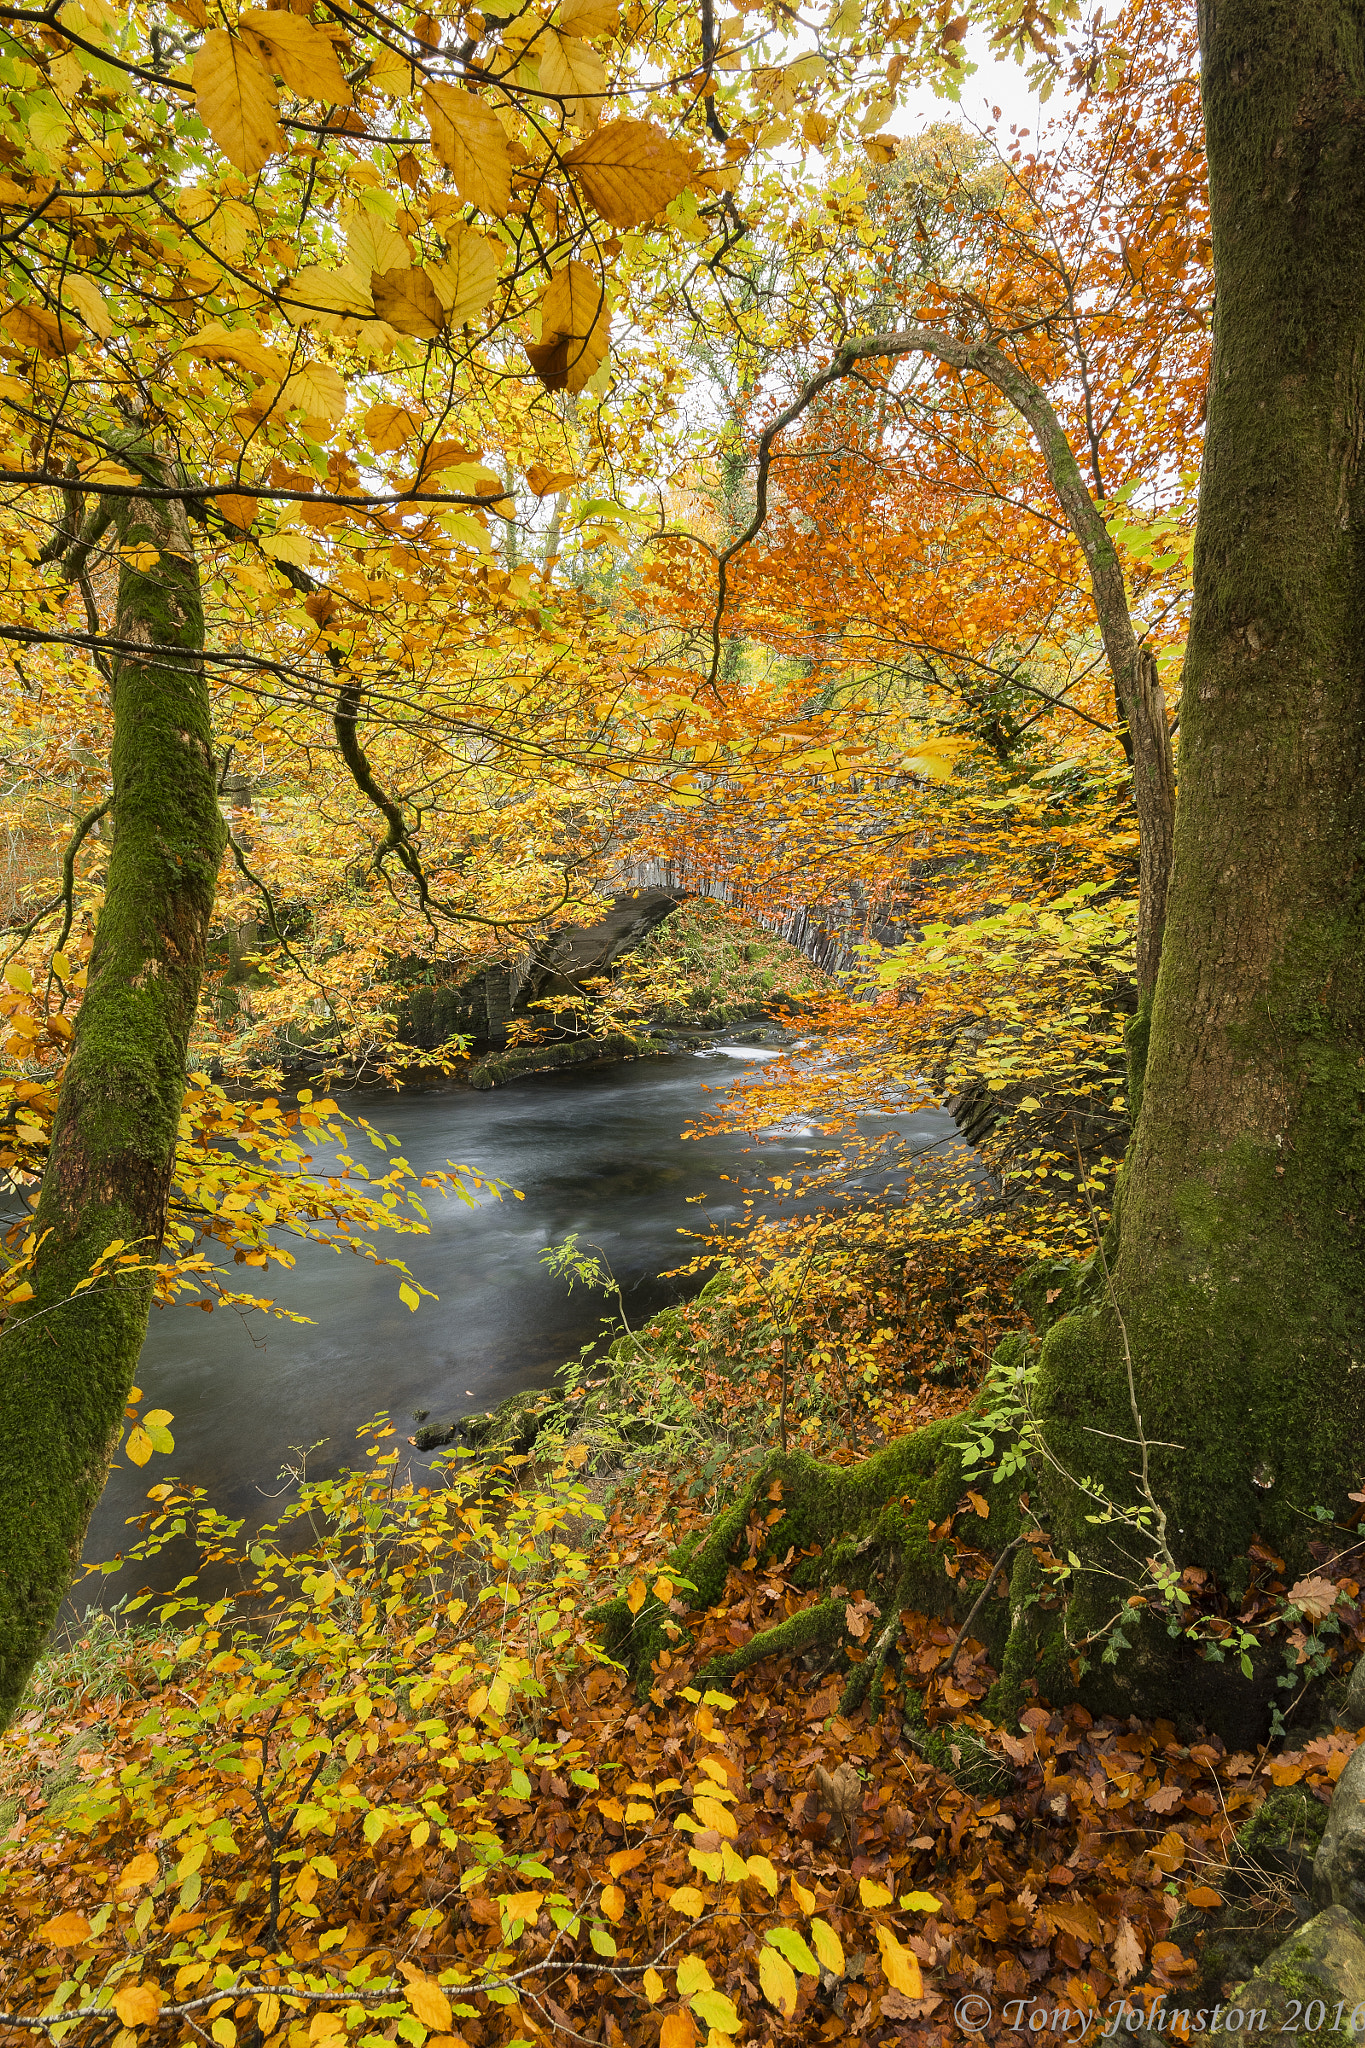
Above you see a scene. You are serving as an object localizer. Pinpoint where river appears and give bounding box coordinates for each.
[76,1039,969,1615]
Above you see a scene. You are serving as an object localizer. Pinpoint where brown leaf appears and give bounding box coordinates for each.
[371,267,445,339]
[1289,1574,1339,1622]
[564,119,692,227]
[1112,1915,1143,1986]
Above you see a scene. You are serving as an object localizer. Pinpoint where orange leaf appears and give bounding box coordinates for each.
[601,1883,625,1922]
[1186,1885,1224,1910]
[660,2012,698,2048]
[39,1912,91,1947]
[625,1575,647,1614]
[112,1984,163,2027]
[404,1977,453,2031]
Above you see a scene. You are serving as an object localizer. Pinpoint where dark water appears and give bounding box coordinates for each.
[77,1043,968,1609]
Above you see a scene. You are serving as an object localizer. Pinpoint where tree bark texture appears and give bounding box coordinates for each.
[0,475,224,1725]
[1038,0,1365,1665]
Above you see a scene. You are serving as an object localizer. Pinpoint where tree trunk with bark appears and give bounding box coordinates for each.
[611,0,1364,1736]
[0,466,224,1725]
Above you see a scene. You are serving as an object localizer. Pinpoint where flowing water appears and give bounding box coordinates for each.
[77,1041,970,1611]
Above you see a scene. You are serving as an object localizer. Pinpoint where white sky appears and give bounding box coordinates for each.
[893,24,1073,144]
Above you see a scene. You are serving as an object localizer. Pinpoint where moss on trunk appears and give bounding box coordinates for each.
[0,465,224,1726]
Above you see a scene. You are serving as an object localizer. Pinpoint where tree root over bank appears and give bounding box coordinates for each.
[594,1391,1074,1728]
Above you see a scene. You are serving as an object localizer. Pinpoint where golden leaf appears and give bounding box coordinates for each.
[112,1983,163,2027]
[426,224,501,324]
[858,1876,893,1908]
[862,133,898,165]
[666,1883,705,1917]
[372,267,445,339]
[240,10,352,105]
[660,2011,697,2048]
[347,212,409,279]
[125,1425,153,1465]
[810,1916,845,1975]
[39,1911,91,1946]
[642,1967,665,2003]
[118,1852,160,1892]
[525,259,610,392]
[758,1944,797,2015]
[60,274,112,338]
[692,1795,736,1839]
[600,1883,625,1922]
[178,319,284,381]
[1,303,74,358]
[278,363,347,426]
[192,30,283,175]
[875,1925,922,1998]
[565,119,692,227]
[281,264,373,322]
[625,1574,646,1613]
[404,1976,453,2032]
[539,28,606,116]
[422,83,512,216]
[558,0,619,34]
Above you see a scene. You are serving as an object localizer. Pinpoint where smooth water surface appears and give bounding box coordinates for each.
[79,1045,969,1605]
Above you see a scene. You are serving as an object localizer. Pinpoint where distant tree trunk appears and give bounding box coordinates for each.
[1038,0,1365,1674]
[0,466,224,1725]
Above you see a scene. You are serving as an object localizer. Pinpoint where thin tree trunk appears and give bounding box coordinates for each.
[0,467,224,1725]
[1038,0,1365,1660]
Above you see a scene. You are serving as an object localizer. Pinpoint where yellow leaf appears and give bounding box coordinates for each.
[745,1854,779,1894]
[240,10,352,104]
[179,318,284,381]
[676,1956,713,1996]
[192,30,283,175]
[810,1917,844,1974]
[399,1281,421,1311]
[862,133,897,165]
[4,963,32,991]
[113,1984,163,2027]
[427,224,502,325]
[347,212,410,279]
[404,1976,453,2032]
[565,119,692,227]
[600,1883,625,1922]
[423,83,512,215]
[642,1967,665,2003]
[875,1925,922,1998]
[372,267,445,340]
[693,1795,736,1839]
[260,531,312,568]
[660,2013,697,2048]
[538,28,605,115]
[277,363,347,427]
[789,1877,816,1913]
[256,1993,280,2036]
[282,264,373,322]
[859,1876,894,1908]
[625,1575,646,1614]
[653,1574,674,1601]
[118,1852,159,1892]
[758,1944,797,2015]
[39,1911,91,1946]
[295,1863,318,1903]
[900,1890,942,1913]
[212,2018,237,2048]
[558,0,619,32]
[606,1846,646,1878]
[666,1884,705,1918]
[125,1425,153,1466]
[1,303,75,358]
[60,273,112,338]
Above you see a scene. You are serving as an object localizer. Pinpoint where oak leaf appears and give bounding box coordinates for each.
[423,84,512,215]
[192,30,283,175]
[240,10,352,104]
[565,120,692,226]
[1112,1915,1143,1986]
[1289,1574,1338,1621]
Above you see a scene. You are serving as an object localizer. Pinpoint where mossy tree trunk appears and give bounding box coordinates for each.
[0,469,224,1726]
[1035,0,1365,1687]
[613,0,1364,1735]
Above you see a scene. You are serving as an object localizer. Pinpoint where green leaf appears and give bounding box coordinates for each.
[765,1926,819,1977]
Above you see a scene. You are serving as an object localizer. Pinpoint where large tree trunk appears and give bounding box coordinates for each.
[1036,0,1365,1679]
[613,0,1364,1739]
[0,470,224,1725]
